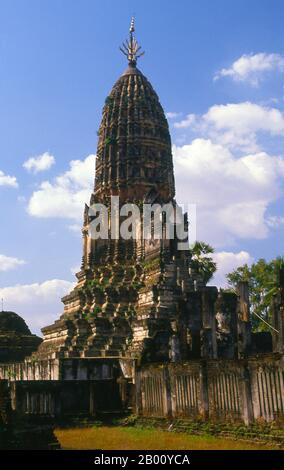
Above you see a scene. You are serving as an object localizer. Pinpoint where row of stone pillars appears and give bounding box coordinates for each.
[135,361,256,426]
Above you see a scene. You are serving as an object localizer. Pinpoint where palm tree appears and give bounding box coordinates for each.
[190,241,217,285]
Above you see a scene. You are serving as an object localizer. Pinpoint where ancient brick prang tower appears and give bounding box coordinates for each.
[38,19,194,363]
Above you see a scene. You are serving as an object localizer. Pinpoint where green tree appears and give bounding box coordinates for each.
[226,257,284,331]
[190,241,217,285]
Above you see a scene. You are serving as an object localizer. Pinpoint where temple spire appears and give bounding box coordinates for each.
[120,17,145,66]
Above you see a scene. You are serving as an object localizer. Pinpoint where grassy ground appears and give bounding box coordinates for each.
[55,426,281,450]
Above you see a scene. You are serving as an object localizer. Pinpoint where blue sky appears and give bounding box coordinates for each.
[1,0,284,333]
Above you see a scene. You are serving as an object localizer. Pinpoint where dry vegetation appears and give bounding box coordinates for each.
[55,426,281,450]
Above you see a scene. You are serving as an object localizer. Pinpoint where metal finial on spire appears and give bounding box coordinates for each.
[120,17,145,66]
[130,16,135,33]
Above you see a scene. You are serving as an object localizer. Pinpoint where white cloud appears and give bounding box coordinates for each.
[0,254,26,272]
[174,139,284,245]
[0,170,18,188]
[27,154,95,221]
[215,53,284,86]
[173,102,284,152]
[210,251,253,288]
[0,279,75,334]
[205,102,284,141]
[23,153,55,174]
[166,112,181,119]
[173,114,196,129]
[172,101,284,246]
[23,152,55,174]
[266,215,284,228]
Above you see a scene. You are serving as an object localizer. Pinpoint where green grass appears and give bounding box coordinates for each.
[55,426,281,450]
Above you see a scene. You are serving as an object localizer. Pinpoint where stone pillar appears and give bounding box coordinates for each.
[0,380,12,427]
[135,368,143,416]
[117,376,129,410]
[275,306,284,353]
[163,365,173,419]
[240,363,254,426]
[237,282,252,358]
[237,281,250,322]
[200,287,218,359]
[89,382,96,417]
[186,292,202,359]
[272,269,284,353]
[199,361,209,420]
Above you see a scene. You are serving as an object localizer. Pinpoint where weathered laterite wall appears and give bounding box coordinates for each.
[9,379,122,419]
[0,358,127,420]
[1,355,283,426]
[135,355,284,425]
[0,358,121,382]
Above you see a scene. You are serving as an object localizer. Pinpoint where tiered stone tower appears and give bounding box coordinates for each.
[38,19,193,363]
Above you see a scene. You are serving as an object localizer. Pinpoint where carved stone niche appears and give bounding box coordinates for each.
[215,291,238,359]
